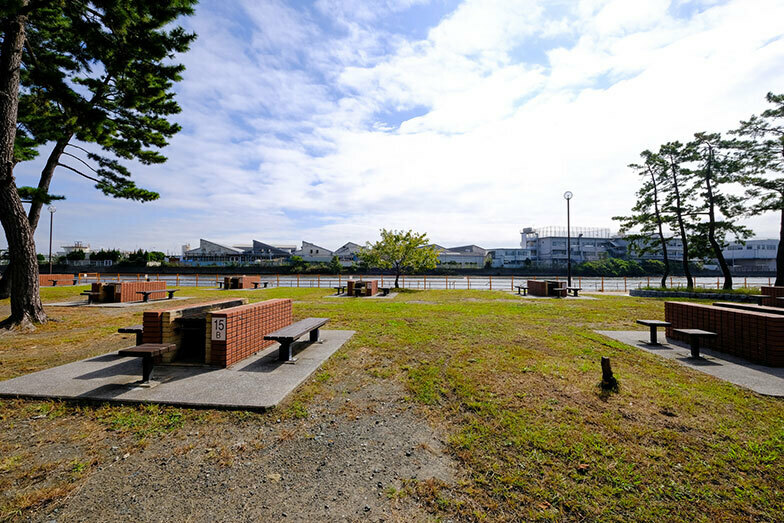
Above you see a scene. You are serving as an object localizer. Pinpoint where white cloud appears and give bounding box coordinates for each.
[10,0,784,254]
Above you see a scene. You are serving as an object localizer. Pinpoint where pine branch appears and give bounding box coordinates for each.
[56,162,100,183]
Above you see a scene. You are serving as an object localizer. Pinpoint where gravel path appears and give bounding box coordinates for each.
[33,380,460,522]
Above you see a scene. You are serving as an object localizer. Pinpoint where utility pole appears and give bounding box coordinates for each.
[564,191,573,287]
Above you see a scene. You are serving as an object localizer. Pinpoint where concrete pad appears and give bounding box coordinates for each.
[325,292,398,299]
[596,330,784,397]
[45,297,192,308]
[0,330,354,410]
[509,293,598,300]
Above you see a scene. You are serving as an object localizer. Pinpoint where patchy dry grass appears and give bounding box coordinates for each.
[1,285,783,520]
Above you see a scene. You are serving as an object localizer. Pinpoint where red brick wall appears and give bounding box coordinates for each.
[761,286,784,308]
[346,280,378,296]
[528,280,548,296]
[223,275,261,289]
[141,298,248,346]
[38,274,75,286]
[664,301,784,366]
[116,281,166,303]
[206,298,292,367]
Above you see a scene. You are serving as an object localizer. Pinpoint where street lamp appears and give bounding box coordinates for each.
[563,191,573,287]
[48,205,56,274]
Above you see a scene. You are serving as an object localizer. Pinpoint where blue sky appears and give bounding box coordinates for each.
[8,0,784,254]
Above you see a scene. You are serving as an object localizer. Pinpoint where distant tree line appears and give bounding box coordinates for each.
[614,92,784,289]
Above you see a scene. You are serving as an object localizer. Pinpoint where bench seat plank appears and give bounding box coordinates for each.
[118,343,176,382]
[265,318,329,362]
[265,318,329,340]
[118,343,176,358]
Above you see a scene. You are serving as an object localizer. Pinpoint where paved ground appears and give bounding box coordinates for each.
[0,330,354,409]
[596,330,784,396]
[45,297,192,308]
[325,293,399,299]
[509,293,598,300]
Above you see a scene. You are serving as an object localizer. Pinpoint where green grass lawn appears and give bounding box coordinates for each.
[0,286,782,520]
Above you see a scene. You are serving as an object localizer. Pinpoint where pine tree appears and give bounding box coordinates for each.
[732,93,784,285]
[613,151,673,288]
[0,1,196,328]
[687,132,751,290]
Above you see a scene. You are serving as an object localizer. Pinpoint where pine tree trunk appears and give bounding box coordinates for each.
[0,5,47,329]
[0,136,72,298]
[703,152,733,290]
[669,162,693,289]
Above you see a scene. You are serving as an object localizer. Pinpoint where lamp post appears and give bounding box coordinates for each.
[564,191,573,287]
[48,205,56,274]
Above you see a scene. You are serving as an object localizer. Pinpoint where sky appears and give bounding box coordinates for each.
[8,0,784,254]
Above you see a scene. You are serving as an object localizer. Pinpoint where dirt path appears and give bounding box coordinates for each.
[29,380,460,522]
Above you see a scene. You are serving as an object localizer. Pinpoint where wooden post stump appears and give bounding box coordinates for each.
[600,356,618,391]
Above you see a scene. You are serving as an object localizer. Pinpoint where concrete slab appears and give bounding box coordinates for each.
[0,330,354,410]
[596,330,784,397]
[509,293,598,300]
[325,292,398,299]
[45,297,192,308]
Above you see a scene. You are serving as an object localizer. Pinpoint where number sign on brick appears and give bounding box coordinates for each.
[211,317,226,341]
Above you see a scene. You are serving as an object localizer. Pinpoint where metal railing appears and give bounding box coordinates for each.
[71,273,775,293]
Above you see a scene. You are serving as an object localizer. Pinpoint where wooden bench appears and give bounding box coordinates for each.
[515,285,528,296]
[80,291,100,304]
[565,286,582,297]
[118,324,144,346]
[636,319,671,345]
[252,281,270,289]
[379,287,391,296]
[264,317,329,363]
[750,294,767,306]
[48,278,75,287]
[118,343,176,383]
[136,289,177,302]
[673,328,717,358]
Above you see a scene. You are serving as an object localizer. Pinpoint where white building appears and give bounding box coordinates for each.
[294,241,333,263]
[334,242,363,266]
[723,239,779,271]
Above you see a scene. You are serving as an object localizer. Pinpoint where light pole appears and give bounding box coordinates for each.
[564,191,573,287]
[48,205,56,274]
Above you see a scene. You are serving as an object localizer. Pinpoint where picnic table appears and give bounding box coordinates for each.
[80,291,100,304]
[379,287,391,296]
[333,285,346,295]
[252,281,270,289]
[118,324,144,346]
[515,285,528,296]
[118,343,176,383]
[673,328,717,358]
[750,294,767,306]
[636,319,671,345]
[47,277,77,286]
[565,286,582,297]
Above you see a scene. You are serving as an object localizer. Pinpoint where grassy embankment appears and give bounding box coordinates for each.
[0,286,782,520]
